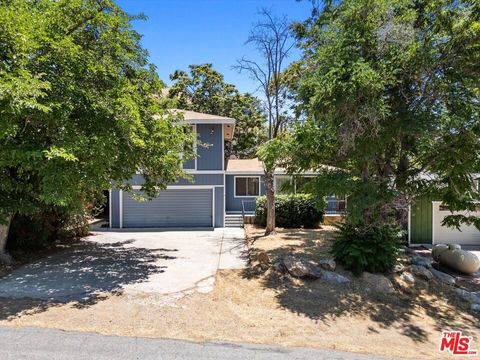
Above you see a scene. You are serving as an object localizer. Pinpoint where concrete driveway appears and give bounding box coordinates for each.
[0,228,247,302]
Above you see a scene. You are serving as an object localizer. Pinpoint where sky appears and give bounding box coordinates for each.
[116,0,313,95]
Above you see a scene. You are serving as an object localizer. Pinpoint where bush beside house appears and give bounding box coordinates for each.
[255,194,324,228]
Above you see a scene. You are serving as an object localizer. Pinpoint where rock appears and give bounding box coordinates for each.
[256,251,270,265]
[393,264,406,273]
[394,277,415,294]
[471,304,480,313]
[400,272,415,284]
[430,268,456,286]
[0,253,13,266]
[455,288,480,304]
[272,259,286,273]
[401,246,415,255]
[410,255,433,268]
[318,258,336,272]
[361,272,395,294]
[410,265,433,281]
[283,256,322,279]
[321,271,350,284]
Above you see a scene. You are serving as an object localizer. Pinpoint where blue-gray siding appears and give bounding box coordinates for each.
[197,124,223,170]
[182,158,196,170]
[182,124,222,171]
[122,189,213,228]
[225,175,265,213]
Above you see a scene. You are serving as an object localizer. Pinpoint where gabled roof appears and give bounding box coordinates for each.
[168,109,236,124]
[165,109,236,141]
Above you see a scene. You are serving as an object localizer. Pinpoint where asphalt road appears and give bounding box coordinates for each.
[0,327,399,360]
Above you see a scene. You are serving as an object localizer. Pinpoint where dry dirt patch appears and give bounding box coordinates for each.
[0,225,478,360]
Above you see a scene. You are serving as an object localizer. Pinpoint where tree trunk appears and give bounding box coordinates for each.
[0,216,13,265]
[264,169,276,236]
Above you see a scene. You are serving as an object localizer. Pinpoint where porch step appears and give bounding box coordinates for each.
[225,215,244,228]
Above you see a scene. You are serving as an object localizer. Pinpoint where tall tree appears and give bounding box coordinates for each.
[288,0,480,270]
[0,0,193,259]
[168,64,266,159]
[235,9,295,235]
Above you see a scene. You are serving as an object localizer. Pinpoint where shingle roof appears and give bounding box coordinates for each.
[226,158,264,173]
[225,158,338,174]
[168,109,235,123]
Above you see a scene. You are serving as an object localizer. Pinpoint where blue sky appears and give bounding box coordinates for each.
[116,0,312,94]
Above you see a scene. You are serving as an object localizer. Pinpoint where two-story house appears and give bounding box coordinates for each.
[109,110,233,228]
[109,110,345,229]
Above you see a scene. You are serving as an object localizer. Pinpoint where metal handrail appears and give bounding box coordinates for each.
[241,200,256,228]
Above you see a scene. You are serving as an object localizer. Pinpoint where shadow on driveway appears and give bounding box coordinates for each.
[0,240,176,320]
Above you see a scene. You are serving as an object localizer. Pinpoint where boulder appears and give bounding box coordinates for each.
[430,268,456,286]
[410,255,432,268]
[454,288,480,304]
[393,264,406,273]
[410,265,433,281]
[361,272,395,294]
[471,304,480,313]
[400,272,415,284]
[272,259,286,273]
[321,271,350,284]
[318,258,336,272]
[283,256,322,279]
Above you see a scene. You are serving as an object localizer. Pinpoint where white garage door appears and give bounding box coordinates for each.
[122,188,213,228]
[433,202,480,246]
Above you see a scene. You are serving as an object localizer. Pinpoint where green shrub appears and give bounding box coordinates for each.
[7,209,89,252]
[255,194,324,228]
[331,222,401,275]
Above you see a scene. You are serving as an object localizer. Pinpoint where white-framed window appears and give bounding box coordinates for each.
[234,176,260,197]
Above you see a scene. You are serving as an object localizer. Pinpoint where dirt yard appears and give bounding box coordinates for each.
[0,225,478,360]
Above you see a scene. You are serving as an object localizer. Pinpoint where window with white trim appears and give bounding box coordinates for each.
[235,177,260,197]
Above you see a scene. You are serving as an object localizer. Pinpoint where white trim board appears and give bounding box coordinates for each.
[432,201,436,245]
[407,204,411,245]
[131,185,218,190]
[184,170,224,174]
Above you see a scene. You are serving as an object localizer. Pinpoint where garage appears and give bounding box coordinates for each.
[121,188,213,228]
[432,202,480,246]
[409,199,480,246]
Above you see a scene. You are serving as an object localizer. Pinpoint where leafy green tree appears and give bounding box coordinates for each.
[168,64,266,159]
[0,0,193,257]
[289,0,480,270]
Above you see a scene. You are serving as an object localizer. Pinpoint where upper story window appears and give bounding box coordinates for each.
[235,176,260,197]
